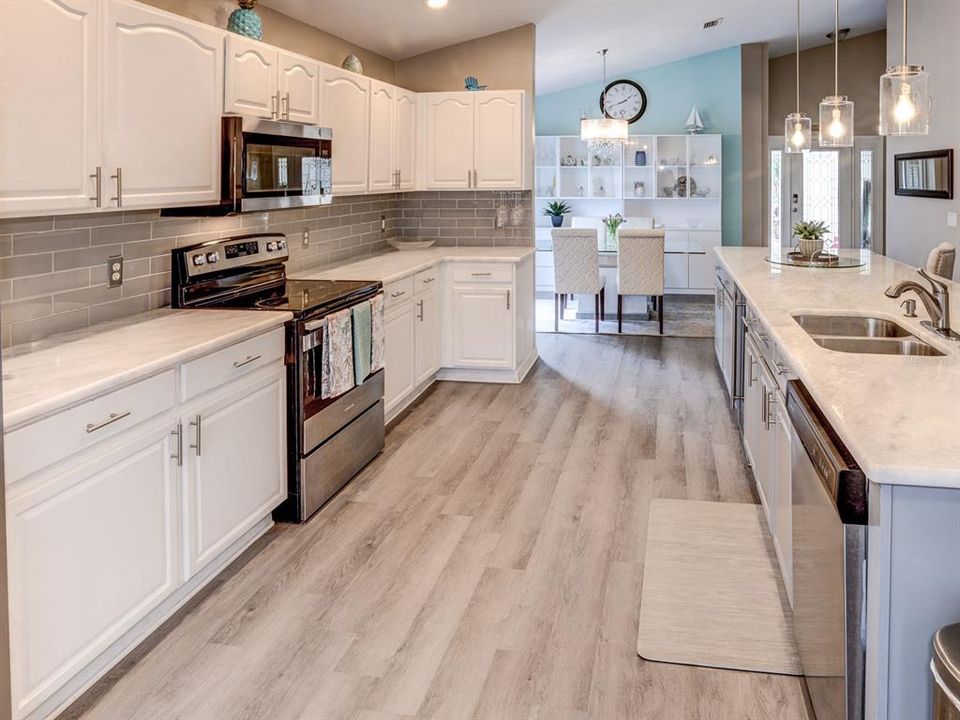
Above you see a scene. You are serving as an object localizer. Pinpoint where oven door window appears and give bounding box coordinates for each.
[244,139,321,198]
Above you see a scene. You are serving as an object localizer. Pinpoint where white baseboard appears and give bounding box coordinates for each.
[35,516,275,720]
[435,348,539,385]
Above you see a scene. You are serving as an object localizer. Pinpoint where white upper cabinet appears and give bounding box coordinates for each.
[224,34,278,119]
[396,89,417,191]
[424,91,526,190]
[474,91,524,189]
[425,93,475,189]
[0,0,101,215]
[278,51,320,124]
[368,79,397,193]
[322,66,370,195]
[103,0,223,209]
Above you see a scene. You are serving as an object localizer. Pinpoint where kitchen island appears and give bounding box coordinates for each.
[714,246,960,720]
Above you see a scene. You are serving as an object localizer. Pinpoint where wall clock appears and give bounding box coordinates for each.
[599,79,647,124]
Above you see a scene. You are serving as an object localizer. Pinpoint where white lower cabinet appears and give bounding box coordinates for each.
[4,330,287,720]
[7,421,178,719]
[383,300,417,417]
[182,365,286,579]
[450,285,514,368]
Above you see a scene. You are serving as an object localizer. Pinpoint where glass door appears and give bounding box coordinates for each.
[768,137,884,253]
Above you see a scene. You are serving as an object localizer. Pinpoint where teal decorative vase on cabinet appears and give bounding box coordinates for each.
[227,0,263,41]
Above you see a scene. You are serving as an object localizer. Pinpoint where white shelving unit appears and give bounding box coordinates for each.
[535,133,723,294]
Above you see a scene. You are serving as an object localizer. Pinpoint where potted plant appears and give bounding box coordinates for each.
[602,213,626,251]
[543,200,572,228]
[792,219,830,258]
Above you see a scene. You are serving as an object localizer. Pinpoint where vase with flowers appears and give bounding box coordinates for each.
[602,213,626,251]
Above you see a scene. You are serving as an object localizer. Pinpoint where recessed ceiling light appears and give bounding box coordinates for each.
[703,17,723,29]
[426,0,448,8]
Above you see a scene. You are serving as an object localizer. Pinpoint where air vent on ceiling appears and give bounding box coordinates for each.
[703,17,723,29]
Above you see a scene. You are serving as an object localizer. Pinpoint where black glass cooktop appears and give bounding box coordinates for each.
[220,279,381,317]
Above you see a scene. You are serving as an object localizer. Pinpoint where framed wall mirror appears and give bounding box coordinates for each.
[894,149,954,199]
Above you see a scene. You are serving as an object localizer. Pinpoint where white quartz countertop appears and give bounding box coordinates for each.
[290,246,534,284]
[2,309,292,430]
[715,247,960,489]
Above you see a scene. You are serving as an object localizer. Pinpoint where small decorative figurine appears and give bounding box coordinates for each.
[464,76,488,91]
[227,0,263,40]
[341,54,364,75]
[684,105,705,134]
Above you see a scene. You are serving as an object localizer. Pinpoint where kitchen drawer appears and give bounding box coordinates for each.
[5,369,176,485]
[451,263,513,284]
[413,267,439,295]
[181,328,284,401]
[384,276,415,309]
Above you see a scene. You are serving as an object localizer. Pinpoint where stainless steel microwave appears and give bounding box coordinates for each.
[222,116,332,213]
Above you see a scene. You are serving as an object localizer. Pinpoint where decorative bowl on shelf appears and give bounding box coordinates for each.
[686,218,702,228]
[388,238,436,251]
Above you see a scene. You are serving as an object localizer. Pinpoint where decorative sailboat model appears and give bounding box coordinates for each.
[684,105,704,134]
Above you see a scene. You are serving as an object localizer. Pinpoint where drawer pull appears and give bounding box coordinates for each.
[190,414,202,456]
[471,272,493,277]
[422,277,436,284]
[390,290,406,298]
[85,411,131,434]
[775,361,789,376]
[171,422,183,467]
[233,354,262,368]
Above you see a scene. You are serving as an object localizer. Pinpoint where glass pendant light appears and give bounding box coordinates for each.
[580,49,628,153]
[784,0,811,153]
[880,0,930,135]
[818,0,854,147]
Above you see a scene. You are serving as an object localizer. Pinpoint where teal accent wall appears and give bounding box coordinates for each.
[536,46,743,245]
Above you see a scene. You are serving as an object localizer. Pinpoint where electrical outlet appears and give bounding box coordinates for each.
[107,255,123,288]
[380,215,386,232]
[948,212,958,228]
[302,229,310,249]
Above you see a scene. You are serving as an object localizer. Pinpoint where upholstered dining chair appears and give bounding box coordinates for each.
[927,242,956,280]
[551,228,604,332]
[616,228,666,334]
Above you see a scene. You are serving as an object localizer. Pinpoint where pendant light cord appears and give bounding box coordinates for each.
[795,0,800,113]
[833,0,839,95]
[902,0,908,66]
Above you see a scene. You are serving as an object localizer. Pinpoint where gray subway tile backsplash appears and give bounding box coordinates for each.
[0,190,532,349]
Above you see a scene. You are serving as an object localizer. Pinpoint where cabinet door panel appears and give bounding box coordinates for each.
[396,89,417,191]
[7,426,177,718]
[415,292,439,385]
[368,80,397,192]
[474,91,524,189]
[713,282,724,368]
[451,286,513,368]
[224,34,277,119]
[425,94,473,189]
[104,0,224,208]
[688,231,722,290]
[665,252,689,289]
[279,51,320,124]
[772,399,793,603]
[384,302,416,414]
[321,67,370,194]
[184,368,286,577]
[0,0,100,214]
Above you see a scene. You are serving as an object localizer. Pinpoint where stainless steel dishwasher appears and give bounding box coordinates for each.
[788,380,868,720]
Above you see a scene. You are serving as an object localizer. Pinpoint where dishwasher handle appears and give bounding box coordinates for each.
[786,380,867,525]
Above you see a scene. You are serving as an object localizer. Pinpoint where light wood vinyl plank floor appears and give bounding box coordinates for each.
[65,333,807,720]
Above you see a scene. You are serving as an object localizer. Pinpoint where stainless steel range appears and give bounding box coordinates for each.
[171,233,384,522]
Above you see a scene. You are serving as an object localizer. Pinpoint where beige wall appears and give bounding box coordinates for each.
[742,43,769,248]
[394,25,536,94]
[140,0,396,83]
[768,30,886,136]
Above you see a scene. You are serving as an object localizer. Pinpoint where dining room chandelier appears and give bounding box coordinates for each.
[818,0,854,147]
[580,49,628,154]
[879,0,930,135]
[784,0,811,153]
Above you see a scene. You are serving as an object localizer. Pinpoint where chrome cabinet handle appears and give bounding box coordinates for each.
[760,388,769,425]
[422,277,435,284]
[190,414,202,456]
[271,93,278,119]
[233,354,262,368]
[774,360,789,376]
[390,290,406,298]
[171,422,183,467]
[467,169,472,187]
[506,290,511,310]
[282,92,290,119]
[110,168,122,207]
[748,357,757,386]
[86,411,131,434]
[473,169,478,187]
[471,272,492,277]
[89,166,102,207]
[764,393,777,430]
[417,299,423,321]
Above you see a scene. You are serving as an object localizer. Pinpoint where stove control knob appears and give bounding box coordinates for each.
[277,240,286,250]
[206,251,219,263]
[191,254,206,267]
[266,241,277,252]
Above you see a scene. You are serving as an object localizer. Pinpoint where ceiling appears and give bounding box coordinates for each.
[261,0,888,94]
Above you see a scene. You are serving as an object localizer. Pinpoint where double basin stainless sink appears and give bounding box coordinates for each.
[794,314,945,356]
